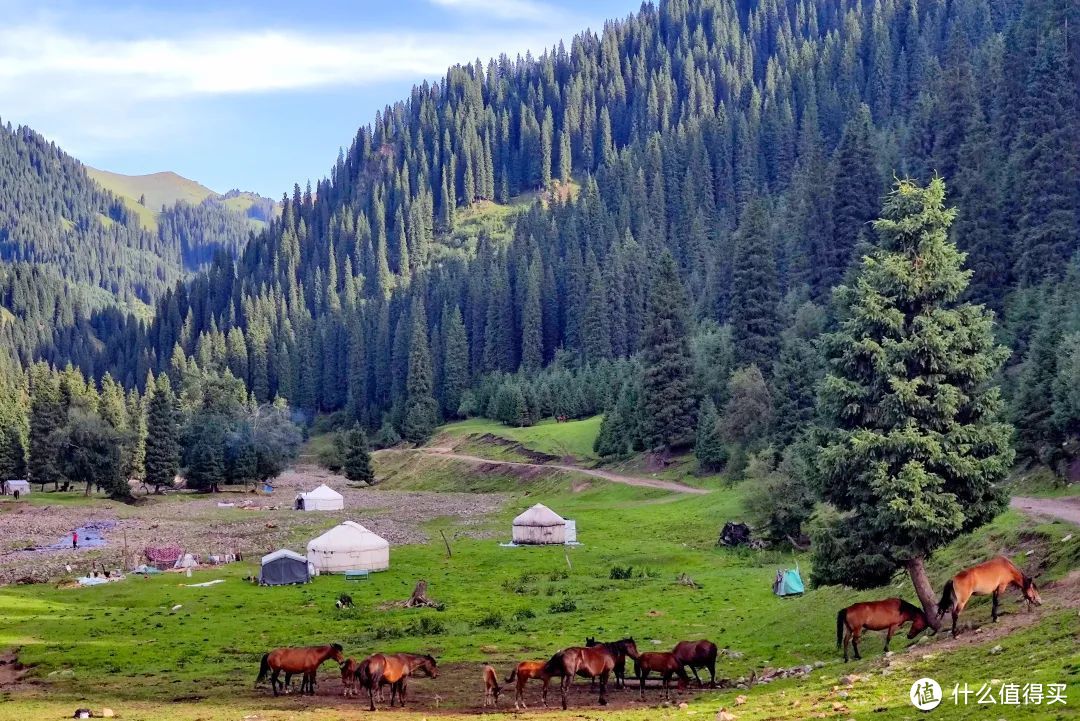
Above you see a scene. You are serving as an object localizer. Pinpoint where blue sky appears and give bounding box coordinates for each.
[0,0,634,197]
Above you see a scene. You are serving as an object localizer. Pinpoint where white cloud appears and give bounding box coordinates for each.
[429,0,553,21]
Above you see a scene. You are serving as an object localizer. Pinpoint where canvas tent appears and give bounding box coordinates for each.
[512,503,567,545]
[295,484,344,511]
[773,562,805,597]
[259,549,313,586]
[306,521,389,573]
[2,480,29,495]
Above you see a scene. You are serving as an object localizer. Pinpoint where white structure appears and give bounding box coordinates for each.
[306,521,389,573]
[295,484,344,511]
[564,519,577,544]
[512,503,567,545]
[3,480,30,495]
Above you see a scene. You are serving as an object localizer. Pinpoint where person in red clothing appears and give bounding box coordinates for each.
[72,530,78,550]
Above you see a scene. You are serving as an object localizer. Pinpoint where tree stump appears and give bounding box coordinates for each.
[401,580,438,608]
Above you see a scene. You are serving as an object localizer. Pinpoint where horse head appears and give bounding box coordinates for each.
[585,636,597,647]
[329,643,345,663]
[907,610,929,638]
[420,654,439,678]
[1022,575,1043,606]
[620,637,640,659]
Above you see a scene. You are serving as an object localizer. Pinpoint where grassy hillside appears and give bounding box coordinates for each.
[1,444,1075,721]
[86,168,216,211]
[436,416,602,461]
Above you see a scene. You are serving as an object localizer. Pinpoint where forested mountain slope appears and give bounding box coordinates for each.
[3,0,1079,472]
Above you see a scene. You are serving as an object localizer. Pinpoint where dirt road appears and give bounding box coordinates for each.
[395,447,710,495]
[1011,495,1080,525]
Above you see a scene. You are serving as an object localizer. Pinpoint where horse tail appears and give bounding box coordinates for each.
[937,580,954,619]
[836,609,846,650]
[256,653,270,685]
[505,667,517,684]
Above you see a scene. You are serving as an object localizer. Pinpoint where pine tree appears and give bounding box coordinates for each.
[640,252,697,451]
[829,104,882,288]
[144,374,180,493]
[694,397,727,472]
[520,260,543,372]
[812,179,1013,626]
[730,200,780,370]
[0,425,26,483]
[402,299,438,443]
[342,423,375,484]
[28,365,63,490]
[441,306,469,418]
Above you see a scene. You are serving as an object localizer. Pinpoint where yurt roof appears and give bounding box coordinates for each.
[308,521,389,551]
[261,549,307,565]
[300,484,343,500]
[512,503,566,527]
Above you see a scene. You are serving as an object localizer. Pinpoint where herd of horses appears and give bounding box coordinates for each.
[837,556,1042,662]
[254,555,1043,710]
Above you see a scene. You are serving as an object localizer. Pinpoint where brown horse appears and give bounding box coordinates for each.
[938,556,1042,637]
[836,598,929,662]
[672,640,717,688]
[633,651,688,701]
[340,657,359,697]
[505,661,553,710]
[255,643,344,696]
[356,652,438,711]
[482,664,501,707]
[585,637,639,688]
[544,645,615,710]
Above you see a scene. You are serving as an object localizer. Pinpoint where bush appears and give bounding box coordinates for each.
[548,568,569,581]
[512,608,536,621]
[405,616,446,635]
[548,598,577,613]
[474,611,503,628]
[609,565,634,580]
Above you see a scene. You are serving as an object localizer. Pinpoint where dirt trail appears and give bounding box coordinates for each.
[1011,495,1080,525]
[388,447,710,495]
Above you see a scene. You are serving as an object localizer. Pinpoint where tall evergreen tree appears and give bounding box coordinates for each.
[144,374,180,493]
[342,423,375,484]
[27,365,63,490]
[812,179,1013,626]
[640,252,697,451]
[828,104,882,288]
[402,299,438,443]
[730,200,780,370]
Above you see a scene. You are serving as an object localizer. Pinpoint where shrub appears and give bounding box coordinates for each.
[512,608,536,621]
[549,598,577,614]
[609,565,634,580]
[474,612,503,629]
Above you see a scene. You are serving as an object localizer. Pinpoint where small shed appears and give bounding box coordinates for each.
[512,503,567,545]
[307,521,389,573]
[2,479,30,495]
[295,484,344,511]
[259,549,313,586]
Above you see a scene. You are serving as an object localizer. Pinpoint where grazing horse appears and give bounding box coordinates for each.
[585,637,639,689]
[505,661,553,710]
[671,640,717,688]
[256,643,344,696]
[938,556,1042,637]
[836,598,929,662]
[544,645,616,710]
[356,652,438,711]
[633,651,688,701]
[340,657,359,697]
[482,664,501,707]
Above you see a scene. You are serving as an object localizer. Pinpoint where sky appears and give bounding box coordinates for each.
[0,0,634,197]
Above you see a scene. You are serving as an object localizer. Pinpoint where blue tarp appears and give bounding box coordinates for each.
[773,563,805,596]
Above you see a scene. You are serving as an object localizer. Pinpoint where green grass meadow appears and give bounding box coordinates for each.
[1,420,1077,720]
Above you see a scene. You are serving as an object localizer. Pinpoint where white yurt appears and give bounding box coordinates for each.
[306,521,389,573]
[2,479,30,495]
[295,484,344,511]
[512,503,567,545]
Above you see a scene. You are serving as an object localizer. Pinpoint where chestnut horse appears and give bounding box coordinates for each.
[340,657,384,700]
[836,598,929,662]
[633,651,688,701]
[482,664,501,707]
[672,640,717,687]
[505,661,553,710]
[585,637,639,688]
[256,643,344,696]
[356,652,438,711]
[938,556,1042,637]
[543,645,615,710]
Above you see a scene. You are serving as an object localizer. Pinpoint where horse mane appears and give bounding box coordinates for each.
[899,600,924,617]
[331,642,343,652]
[542,650,565,675]
[424,654,437,664]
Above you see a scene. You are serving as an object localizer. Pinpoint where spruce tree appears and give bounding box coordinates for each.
[640,252,697,451]
[402,299,438,443]
[694,398,727,472]
[730,200,780,370]
[144,374,180,493]
[520,260,543,372]
[342,423,375,484]
[812,179,1013,626]
[28,365,63,490]
[441,306,469,418]
[829,104,882,288]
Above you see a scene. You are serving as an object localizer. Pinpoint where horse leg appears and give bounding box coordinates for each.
[708,659,717,687]
[561,674,571,711]
[842,628,851,663]
[367,683,376,712]
[662,672,672,701]
[639,668,648,701]
[598,669,609,706]
[884,624,896,654]
[852,629,862,661]
[992,589,1001,622]
[616,656,625,689]
[271,669,281,696]
[691,665,703,688]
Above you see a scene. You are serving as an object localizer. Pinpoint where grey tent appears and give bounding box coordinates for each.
[259,549,312,586]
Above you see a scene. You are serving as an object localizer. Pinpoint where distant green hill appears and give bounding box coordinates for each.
[86,168,216,229]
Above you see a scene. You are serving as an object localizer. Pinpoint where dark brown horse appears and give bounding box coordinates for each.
[356,652,438,711]
[543,645,615,710]
[585,637,639,689]
[505,661,553,710]
[633,651,688,701]
[672,640,717,687]
[837,598,929,662]
[938,556,1042,637]
[256,643,344,696]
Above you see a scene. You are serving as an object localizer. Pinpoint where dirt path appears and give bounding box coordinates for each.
[390,447,710,495]
[1011,495,1080,525]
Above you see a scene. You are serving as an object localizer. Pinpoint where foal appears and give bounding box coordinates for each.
[938,556,1042,637]
[505,661,552,710]
[482,664,501,707]
[634,651,688,701]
